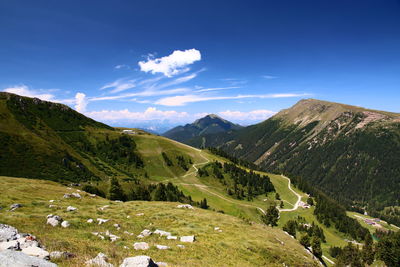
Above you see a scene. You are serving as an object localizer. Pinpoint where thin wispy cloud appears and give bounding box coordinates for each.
[114,64,130,70]
[262,75,278,79]
[196,86,239,92]
[155,93,311,106]
[138,49,201,77]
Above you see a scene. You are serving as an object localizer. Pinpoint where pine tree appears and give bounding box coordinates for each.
[362,233,375,265]
[311,236,322,259]
[300,234,311,248]
[153,183,167,201]
[261,205,279,227]
[109,177,125,201]
[200,198,209,209]
[275,193,280,200]
[280,201,284,208]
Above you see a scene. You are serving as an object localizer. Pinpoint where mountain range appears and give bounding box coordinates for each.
[167,99,400,223]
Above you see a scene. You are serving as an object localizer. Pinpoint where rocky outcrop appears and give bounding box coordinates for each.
[0,250,57,267]
[133,242,149,250]
[119,255,158,267]
[86,252,114,267]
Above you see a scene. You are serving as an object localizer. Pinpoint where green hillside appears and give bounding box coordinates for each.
[0,176,318,267]
[188,99,400,225]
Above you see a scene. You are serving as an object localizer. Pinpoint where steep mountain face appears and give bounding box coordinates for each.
[163,114,242,144]
[201,99,400,213]
[0,92,195,183]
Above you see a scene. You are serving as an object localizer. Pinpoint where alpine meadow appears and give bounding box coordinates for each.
[1,1,400,267]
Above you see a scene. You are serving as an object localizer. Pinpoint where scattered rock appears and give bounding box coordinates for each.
[124,231,134,236]
[89,194,97,198]
[155,245,169,250]
[9,204,22,211]
[136,213,144,216]
[49,205,57,208]
[61,221,70,228]
[85,252,114,267]
[67,206,77,212]
[21,246,50,259]
[177,244,185,249]
[133,242,149,250]
[114,200,122,203]
[99,205,109,211]
[126,216,130,219]
[119,255,158,267]
[0,224,18,242]
[63,193,71,198]
[49,200,54,203]
[156,262,168,267]
[97,218,109,225]
[71,193,81,198]
[138,229,152,238]
[0,250,57,267]
[46,215,62,227]
[87,219,94,223]
[180,235,195,243]
[50,251,75,260]
[154,230,171,237]
[214,227,220,231]
[113,224,121,230]
[166,236,177,240]
[177,204,193,209]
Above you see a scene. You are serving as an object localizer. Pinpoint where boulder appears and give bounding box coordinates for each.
[47,217,60,227]
[0,224,18,242]
[87,219,94,223]
[67,206,77,212]
[138,229,152,238]
[61,221,70,228]
[85,252,114,267]
[153,230,171,237]
[133,242,149,250]
[0,240,19,251]
[21,246,50,259]
[119,255,158,267]
[71,193,81,198]
[9,204,22,211]
[49,200,54,203]
[180,235,195,243]
[155,245,169,250]
[166,236,177,240]
[97,218,109,225]
[0,250,57,267]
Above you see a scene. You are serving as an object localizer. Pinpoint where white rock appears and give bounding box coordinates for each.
[139,229,152,237]
[99,205,109,211]
[177,204,193,209]
[0,224,18,242]
[166,236,177,240]
[61,221,70,228]
[21,246,50,259]
[49,205,57,208]
[87,219,94,223]
[133,242,149,250]
[119,255,157,267]
[214,227,220,231]
[155,245,170,250]
[0,240,18,251]
[113,224,120,229]
[63,193,71,198]
[97,218,109,225]
[180,235,195,243]
[47,217,60,227]
[85,252,114,267]
[50,251,73,260]
[0,250,56,267]
[177,244,185,249]
[126,216,130,219]
[136,213,144,216]
[71,192,81,198]
[67,206,77,212]
[154,229,171,237]
[49,200,54,203]
[156,262,168,267]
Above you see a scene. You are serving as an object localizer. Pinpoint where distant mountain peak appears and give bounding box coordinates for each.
[163,114,242,144]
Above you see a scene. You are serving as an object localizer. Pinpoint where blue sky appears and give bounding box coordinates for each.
[1,0,400,131]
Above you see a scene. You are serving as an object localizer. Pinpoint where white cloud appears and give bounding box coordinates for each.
[262,75,277,79]
[138,49,201,77]
[114,64,130,70]
[74,93,87,113]
[3,85,55,101]
[90,88,190,102]
[218,109,276,124]
[196,86,239,92]
[155,93,310,106]
[85,107,191,123]
[100,78,136,93]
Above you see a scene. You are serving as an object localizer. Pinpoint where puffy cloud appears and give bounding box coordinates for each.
[85,107,191,123]
[218,109,276,124]
[74,93,87,113]
[3,85,55,101]
[138,49,201,77]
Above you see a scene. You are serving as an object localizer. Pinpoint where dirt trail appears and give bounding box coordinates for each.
[277,175,302,212]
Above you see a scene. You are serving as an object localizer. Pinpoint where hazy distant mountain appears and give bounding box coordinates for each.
[163,114,243,144]
[199,99,400,222]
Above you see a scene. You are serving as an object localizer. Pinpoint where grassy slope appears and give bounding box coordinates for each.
[0,176,317,267]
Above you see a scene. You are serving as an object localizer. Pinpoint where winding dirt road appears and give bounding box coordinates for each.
[277,175,302,212]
